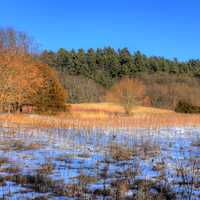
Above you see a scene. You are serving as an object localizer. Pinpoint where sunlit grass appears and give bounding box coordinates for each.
[71,102,173,114]
[0,103,200,129]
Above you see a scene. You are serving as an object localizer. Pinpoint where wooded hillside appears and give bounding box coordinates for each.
[39,48,200,109]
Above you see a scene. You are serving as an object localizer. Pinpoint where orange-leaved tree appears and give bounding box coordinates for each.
[0,27,67,113]
[0,51,67,113]
[105,78,145,115]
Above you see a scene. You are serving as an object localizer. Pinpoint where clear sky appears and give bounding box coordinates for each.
[0,0,199,60]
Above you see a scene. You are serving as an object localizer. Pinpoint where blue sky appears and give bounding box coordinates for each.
[0,0,199,60]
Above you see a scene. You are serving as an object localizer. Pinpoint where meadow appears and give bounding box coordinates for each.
[0,104,199,200]
[1,103,200,129]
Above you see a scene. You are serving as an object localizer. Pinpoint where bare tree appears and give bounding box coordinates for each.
[105,78,145,115]
[59,74,105,103]
[0,27,38,54]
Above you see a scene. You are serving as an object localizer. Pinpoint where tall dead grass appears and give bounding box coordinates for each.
[0,112,200,129]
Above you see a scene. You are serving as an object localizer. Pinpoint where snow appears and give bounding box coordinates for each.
[0,126,199,199]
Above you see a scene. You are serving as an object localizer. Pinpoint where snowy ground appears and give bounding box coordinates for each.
[0,127,199,199]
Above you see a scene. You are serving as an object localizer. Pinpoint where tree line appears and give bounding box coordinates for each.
[39,48,200,88]
[39,48,200,110]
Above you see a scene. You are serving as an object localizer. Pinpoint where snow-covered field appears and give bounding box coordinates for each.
[0,127,199,199]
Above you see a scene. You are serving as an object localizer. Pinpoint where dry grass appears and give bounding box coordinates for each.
[109,144,133,161]
[0,102,200,129]
[70,103,173,120]
[71,102,172,114]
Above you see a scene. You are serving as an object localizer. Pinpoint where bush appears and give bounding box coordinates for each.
[175,101,200,113]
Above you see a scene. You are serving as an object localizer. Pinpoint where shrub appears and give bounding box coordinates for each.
[175,101,200,113]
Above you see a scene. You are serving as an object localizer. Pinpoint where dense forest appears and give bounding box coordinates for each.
[39,48,200,109]
[39,48,200,88]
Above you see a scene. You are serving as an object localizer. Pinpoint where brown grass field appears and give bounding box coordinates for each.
[0,103,200,129]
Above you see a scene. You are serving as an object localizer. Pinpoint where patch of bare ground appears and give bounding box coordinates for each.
[0,140,43,151]
[191,137,200,146]
[0,157,9,166]
[37,162,54,174]
[108,143,134,161]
